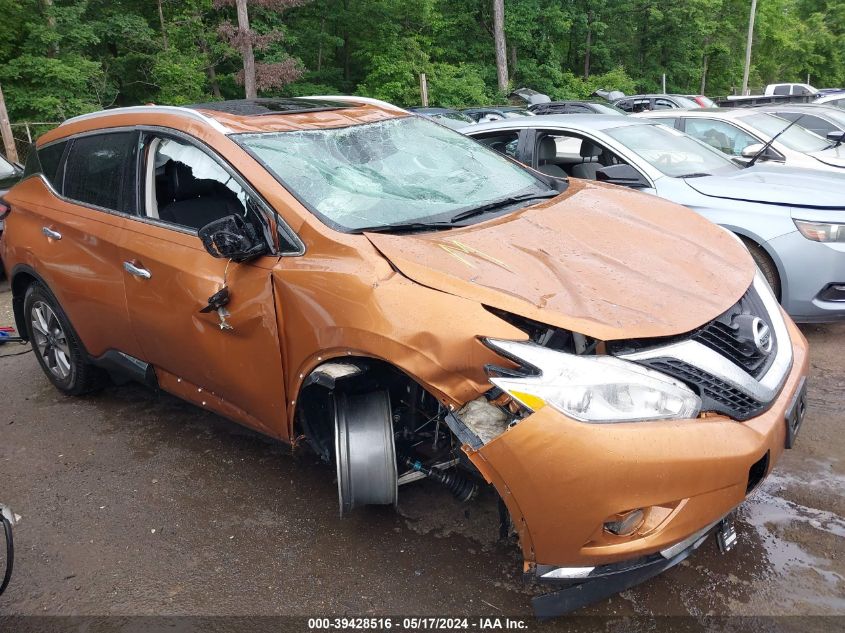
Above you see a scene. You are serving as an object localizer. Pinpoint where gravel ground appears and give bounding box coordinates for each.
[0,279,843,631]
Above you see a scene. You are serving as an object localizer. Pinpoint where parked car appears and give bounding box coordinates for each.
[750,104,845,141]
[635,108,845,172]
[461,106,533,122]
[0,151,23,242]
[528,100,626,115]
[406,107,475,129]
[815,92,845,109]
[1,97,810,617]
[765,83,818,97]
[680,94,718,108]
[464,114,845,322]
[613,94,701,112]
[815,88,845,97]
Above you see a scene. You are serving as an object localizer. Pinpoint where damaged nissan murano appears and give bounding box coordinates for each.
[0,97,810,616]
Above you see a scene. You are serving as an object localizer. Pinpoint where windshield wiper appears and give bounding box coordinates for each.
[745,114,805,168]
[356,221,455,234]
[678,172,711,178]
[450,191,559,223]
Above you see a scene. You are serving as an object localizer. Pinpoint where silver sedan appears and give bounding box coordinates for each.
[463,115,845,322]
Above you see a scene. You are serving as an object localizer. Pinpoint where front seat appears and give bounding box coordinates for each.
[158,161,244,229]
[571,141,603,180]
[536,137,566,177]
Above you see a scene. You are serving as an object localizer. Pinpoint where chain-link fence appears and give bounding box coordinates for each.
[2,122,60,164]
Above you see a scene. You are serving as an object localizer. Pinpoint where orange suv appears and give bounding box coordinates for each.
[0,97,809,616]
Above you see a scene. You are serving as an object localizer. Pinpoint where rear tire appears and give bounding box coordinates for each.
[740,237,781,300]
[23,282,106,395]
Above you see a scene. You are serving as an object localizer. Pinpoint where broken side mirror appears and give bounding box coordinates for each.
[595,164,649,189]
[198,214,269,262]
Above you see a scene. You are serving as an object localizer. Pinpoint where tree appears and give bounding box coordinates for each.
[214,0,310,98]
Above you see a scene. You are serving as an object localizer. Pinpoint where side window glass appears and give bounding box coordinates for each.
[653,99,675,110]
[651,118,677,127]
[684,119,758,156]
[63,132,138,213]
[474,131,520,159]
[616,100,633,112]
[774,85,789,96]
[36,142,68,192]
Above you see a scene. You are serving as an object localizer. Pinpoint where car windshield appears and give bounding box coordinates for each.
[591,103,628,115]
[503,109,532,118]
[739,112,831,152]
[672,96,701,109]
[605,123,739,177]
[0,153,15,178]
[237,116,549,231]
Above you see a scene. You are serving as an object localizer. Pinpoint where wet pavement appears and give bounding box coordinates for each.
[0,279,843,629]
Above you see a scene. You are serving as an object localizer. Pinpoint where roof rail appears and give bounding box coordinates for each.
[300,95,408,113]
[60,105,231,134]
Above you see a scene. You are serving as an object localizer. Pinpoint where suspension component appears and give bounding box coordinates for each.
[403,457,478,502]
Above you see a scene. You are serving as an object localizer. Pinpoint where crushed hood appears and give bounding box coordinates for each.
[365,180,754,341]
[684,167,845,209]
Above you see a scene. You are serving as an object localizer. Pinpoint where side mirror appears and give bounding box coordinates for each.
[595,164,649,189]
[198,214,268,262]
[827,130,845,143]
[740,143,778,160]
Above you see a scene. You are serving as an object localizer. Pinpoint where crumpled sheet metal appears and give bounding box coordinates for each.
[366,179,754,341]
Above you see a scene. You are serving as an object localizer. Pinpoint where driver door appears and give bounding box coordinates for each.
[119,131,288,439]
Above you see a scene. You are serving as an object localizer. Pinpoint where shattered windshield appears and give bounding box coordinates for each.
[236,116,548,231]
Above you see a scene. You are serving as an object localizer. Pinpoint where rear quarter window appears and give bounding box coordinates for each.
[63,132,139,213]
[23,141,67,192]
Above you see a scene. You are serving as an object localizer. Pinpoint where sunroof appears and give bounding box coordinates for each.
[187,98,354,116]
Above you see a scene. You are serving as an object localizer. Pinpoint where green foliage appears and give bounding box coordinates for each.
[2,0,845,121]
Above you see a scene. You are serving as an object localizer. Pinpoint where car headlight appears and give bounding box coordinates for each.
[794,219,845,242]
[484,339,701,423]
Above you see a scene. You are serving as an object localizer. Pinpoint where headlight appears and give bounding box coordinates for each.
[794,219,845,242]
[484,339,701,423]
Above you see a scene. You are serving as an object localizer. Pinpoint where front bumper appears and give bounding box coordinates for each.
[465,318,809,572]
[769,230,845,322]
[530,516,727,618]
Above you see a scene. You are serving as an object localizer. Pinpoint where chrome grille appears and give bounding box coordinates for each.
[617,272,793,421]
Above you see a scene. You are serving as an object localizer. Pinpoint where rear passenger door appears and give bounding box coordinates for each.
[119,130,289,439]
[12,132,144,360]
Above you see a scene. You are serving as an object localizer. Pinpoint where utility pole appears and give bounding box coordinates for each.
[0,83,18,164]
[741,0,758,96]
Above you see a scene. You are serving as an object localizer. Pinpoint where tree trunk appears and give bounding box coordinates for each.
[235,0,257,99]
[700,54,709,95]
[157,0,169,51]
[0,83,19,164]
[317,17,325,72]
[41,0,58,58]
[492,0,508,93]
[584,9,593,79]
[199,39,222,98]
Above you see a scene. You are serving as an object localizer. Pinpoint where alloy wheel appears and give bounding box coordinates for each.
[30,301,72,381]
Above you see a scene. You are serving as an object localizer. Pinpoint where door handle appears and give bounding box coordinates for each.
[42,227,62,240]
[123,261,152,279]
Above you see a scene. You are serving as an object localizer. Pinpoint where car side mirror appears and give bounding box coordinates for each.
[827,131,845,143]
[595,164,649,189]
[198,214,268,262]
[740,143,778,160]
